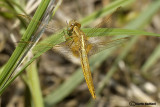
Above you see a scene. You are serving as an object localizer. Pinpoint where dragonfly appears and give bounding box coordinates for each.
[17,7,129,99]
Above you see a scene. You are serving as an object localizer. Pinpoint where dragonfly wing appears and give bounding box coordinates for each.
[18,14,63,33]
[88,36,130,56]
[16,39,81,65]
[52,42,81,65]
[85,7,122,37]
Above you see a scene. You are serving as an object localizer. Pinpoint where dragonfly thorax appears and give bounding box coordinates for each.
[67,20,81,36]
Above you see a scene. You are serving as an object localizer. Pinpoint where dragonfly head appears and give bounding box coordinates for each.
[67,20,81,36]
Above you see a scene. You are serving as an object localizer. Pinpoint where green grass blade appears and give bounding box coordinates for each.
[5,0,27,15]
[80,0,135,26]
[26,61,44,107]
[0,32,64,95]
[141,44,160,72]
[82,28,160,37]
[139,1,160,75]
[0,0,55,95]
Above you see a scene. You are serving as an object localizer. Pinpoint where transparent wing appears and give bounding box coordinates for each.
[87,36,130,56]
[85,7,122,37]
[18,14,63,33]
[16,35,81,65]
[53,42,81,65]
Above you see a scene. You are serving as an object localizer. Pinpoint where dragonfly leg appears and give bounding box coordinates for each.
[63,30,73,42]
[65,39,74,48]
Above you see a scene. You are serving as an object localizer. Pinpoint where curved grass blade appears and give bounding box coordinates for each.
[141,44,160,77]
[0,32,64,95]
[0,0,55,95]
[82,28,160,37]
[80,0,133,26]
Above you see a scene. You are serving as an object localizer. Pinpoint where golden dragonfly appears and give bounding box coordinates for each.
[18,7,129,99]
